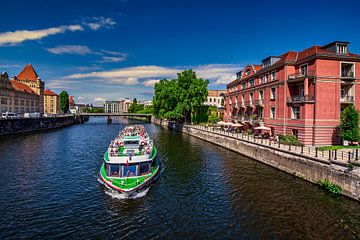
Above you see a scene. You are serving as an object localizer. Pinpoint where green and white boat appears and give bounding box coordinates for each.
[100,125,160,196]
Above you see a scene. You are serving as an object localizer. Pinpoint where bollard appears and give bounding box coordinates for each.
[334,149,337,160]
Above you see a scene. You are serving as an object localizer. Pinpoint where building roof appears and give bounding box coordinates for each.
[10,80,38,95]
[208,90,226,97]
[17,64,39,82]
[44,89,58,96]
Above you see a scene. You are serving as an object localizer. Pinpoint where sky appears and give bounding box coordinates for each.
[1,0,360,105]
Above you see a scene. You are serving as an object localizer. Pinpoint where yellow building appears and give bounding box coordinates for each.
[12,64,45,114]
[44,89,60,114]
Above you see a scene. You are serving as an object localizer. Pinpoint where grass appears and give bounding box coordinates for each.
[317,179,342,195]
[317,145,360,151]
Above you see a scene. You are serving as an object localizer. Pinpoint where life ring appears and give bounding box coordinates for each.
[141,141,145,146]
[119,142,124,147]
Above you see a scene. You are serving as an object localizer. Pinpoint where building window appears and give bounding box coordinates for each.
[250,92,253,103]
[245,69,251,76]
[341,62,354,78]
[20,100,24,105]
[249,79,255,87]
[14,99,19,105]
[259,90,264,100]
[271,71,276,81]
[270,88,276,100]
[292,129,299,138]
[26,100,29,106]
[337,44,348,54]
[259,75,264,84]
[300,64,308,76]
[258,108,263,119]
[265,73,269,82]
[292,106,300,119]
[1,98,7,104]
[242,83,246,89]
[270,107,276,118]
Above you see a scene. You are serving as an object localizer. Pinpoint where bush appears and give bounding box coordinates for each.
[340,105,360,142]
[317,179,342,195]
[279,134,303,146]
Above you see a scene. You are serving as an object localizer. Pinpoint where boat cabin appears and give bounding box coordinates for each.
[104,161,153,178]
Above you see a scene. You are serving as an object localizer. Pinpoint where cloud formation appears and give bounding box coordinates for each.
[83,17,116,30]
[46,45,94,55]
[143,79,160,87]
[0,25,83,46]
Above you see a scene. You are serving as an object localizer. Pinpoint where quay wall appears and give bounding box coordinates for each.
[151,117,360,201]
[0,115,87,136]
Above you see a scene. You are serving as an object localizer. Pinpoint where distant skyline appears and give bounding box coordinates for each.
[1,0,360,105]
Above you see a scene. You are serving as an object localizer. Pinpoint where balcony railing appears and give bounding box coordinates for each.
[254,99,264,106]
[240,102,245,108]
[341,71,355,79]
[245,100,253,107]
[340,95,354,103]
[288,70,315,81]
[287,95,314,103]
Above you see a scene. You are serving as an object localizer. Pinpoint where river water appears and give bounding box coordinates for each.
[0,117,359,239]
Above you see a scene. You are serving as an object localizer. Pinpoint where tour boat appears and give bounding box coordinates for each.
[100,125,160,196]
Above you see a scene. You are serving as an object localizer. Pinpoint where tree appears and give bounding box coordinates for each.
[340,105,360,142]
[152,70,208,123]
[60,91,69,114]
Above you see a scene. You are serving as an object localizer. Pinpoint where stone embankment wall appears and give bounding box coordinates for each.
[0,115,87,136]
[151,117,360,201]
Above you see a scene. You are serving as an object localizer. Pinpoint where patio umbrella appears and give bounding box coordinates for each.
[223,122,233,126]
[217,121,226,125]
[232,123,243,127]
[254,125,271,131]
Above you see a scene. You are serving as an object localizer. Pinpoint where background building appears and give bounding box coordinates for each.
[104,98,132,113]
[12,64,44,114]
[204,90,226,119]
[0,72,40,114]
[44,89,60,114]
[225,41,360,146]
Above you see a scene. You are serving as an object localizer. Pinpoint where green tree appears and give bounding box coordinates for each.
[208,106,219,124]
[60,91,69,114]
[340,105,360,142]
[152,70,208,123]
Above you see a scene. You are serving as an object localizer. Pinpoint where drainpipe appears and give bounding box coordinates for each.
[284,64,288,135]
[313,77,317,146]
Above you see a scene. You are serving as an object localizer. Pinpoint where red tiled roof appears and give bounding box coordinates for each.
[17,64,39,81]
[10,80,37,95]
[44,89,58,96]
[254,65,263,71]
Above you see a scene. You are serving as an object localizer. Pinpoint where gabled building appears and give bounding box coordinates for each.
[225,41,360,146]
[12,64,44,114]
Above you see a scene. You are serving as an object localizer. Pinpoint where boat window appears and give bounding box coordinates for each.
[123,165,137,177]
[139,163,150,175]
[125,140,139,145]
[108,164,120,177]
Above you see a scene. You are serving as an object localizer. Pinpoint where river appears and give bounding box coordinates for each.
[0,117,359,239]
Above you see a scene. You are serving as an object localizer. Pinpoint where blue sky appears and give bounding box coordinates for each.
[1,0,360,105]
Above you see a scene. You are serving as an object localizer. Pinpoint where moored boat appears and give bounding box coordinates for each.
[100,125,159,196]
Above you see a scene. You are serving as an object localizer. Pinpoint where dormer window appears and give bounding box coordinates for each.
[337,44,348,54]
[263,59,271,68]
[237,71,243,79]
[245,69,251,76]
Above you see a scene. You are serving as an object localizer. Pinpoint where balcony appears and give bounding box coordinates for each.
[245,100,253,107]
[340,95,354,103]
[341,71,355,80]
[288,70,315,82]
[240,102,245,108]
[287,95,314,104]
[254,99,264,106]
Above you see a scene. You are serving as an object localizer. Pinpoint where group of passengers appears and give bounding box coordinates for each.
[116,125,149,139]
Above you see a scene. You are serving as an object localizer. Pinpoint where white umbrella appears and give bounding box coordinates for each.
[223,122,233,126]
[232,123,243,127]
[217,121,226,125]
[254,125,271,130]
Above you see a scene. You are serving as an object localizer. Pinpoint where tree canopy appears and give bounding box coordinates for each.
[60,91,69,114]
[153,70,208,123]
[340,105,360,142]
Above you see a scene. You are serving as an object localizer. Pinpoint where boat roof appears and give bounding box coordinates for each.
[123,136,141,140]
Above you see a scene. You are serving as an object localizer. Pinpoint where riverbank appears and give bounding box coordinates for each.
[0,115,88,136]
[151,117,360,201]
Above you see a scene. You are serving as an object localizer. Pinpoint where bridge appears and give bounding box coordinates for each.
[78,113,152,123]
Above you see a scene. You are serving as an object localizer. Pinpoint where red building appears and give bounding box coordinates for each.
[225,41,360,146]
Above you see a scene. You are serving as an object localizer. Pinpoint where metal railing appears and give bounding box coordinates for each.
[340,95,354,103]
[288,70,315,80]
[254,99,264,106]
[287,95,315,103]
[189,124,360,168]
[341,71,354,78]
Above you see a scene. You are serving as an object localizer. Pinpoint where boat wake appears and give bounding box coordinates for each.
[98,178,150,199]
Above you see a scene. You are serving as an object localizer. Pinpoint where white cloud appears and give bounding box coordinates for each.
[193,64,241,85]
[143,79,160,87]
[46,45,94,55]
[94,97,106,102]
[78,96,86,100]
[84,17,116,30]
[0,25,83,46]
[99,55,127,63]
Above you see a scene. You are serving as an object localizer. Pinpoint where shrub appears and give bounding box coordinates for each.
[317,179,342,195]
[279,134,303,146]
[340,105,360,142]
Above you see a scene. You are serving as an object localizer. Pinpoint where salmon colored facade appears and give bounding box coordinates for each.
[225,41,360,146]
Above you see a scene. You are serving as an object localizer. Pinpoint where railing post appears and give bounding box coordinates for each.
[328,150,331,160]
[278,140,280,148]
[289,144,291,151]
[334,149,337,160]
[261,138,263,144]
[356,149,359,161]
[348,151,351,162]
[269,139,271,146]
[315,148,318,157]
[301,145,303,154]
